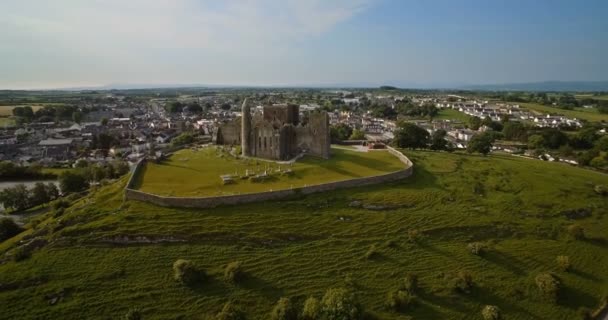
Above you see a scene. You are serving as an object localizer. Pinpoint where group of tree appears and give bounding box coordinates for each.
[58,160,130,194]
[330,124,369,142]
[171,132,196,147]
[367,101,439,120]
[330,124,354,142]
[13,104,83,124]
[392,122,453,152]
[465,115,608,169]
[0,182,59,212]
[267,288,362,320]
[394,101,439,119]
[165,101,204,114]
[90,133,118,152]
[0,162,54,181]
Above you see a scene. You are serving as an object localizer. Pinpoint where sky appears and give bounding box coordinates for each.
[1,0,607,89]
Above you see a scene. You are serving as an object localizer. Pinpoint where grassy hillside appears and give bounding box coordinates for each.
[136,147,404,197]
[1,151,607,319]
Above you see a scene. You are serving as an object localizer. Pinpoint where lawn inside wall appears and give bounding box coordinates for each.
[135,146,405,197]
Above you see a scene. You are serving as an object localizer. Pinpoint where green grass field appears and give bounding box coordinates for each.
[434,108,471,122]
[1,151,607,319]
[135,147,405,197]
[575,94,608,101]
[0,117,16,127]
[519,102,608,122]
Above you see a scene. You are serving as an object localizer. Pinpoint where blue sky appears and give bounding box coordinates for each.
[1,0,607,89]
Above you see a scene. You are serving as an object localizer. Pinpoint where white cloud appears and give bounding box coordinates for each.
[0,0,376,88]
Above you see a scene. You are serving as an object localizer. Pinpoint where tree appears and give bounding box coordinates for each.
[430,129,448,150]
[467,133,494,155]
[45,183,60,200]
[59,171,89,194]
[535,273,560,303]
[220,103,232,111]
[224,261,244,283]
[7,184,30,211]
[0,218,23,242]
[330,124,353,141]
[72,111,83,124]
[173,259,203,285]
[468,116,482,130]
[171,133,195,147]
[349,129,365,140]
[556,256,571,272]
[31,182,51,206]
[101,118,109,126]
[166,101,184,113]
[301,297,321,320]
[320,288,361,320]
[528,134,545,150]
[124,308,142,320]
[541,129,568,149]
[216,302,245,320]
[386,289,414,311]
[270,297,297,320]
[186,102,203,114]
[393,122,429,149]
[502,122,527,141]
[481,305,501,320]
[596,136,608,152]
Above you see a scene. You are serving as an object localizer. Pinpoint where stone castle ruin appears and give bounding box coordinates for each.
[215,99,330,160]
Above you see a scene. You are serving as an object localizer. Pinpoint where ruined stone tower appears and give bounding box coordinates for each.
[216,100,330,161]
[241,98,251,157]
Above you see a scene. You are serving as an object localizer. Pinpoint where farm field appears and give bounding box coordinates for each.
[0,151,607,319]
[135,146,405,197]
[518,102,608,122]
[575,94,608,101]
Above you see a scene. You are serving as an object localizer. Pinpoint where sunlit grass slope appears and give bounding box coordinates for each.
[0,150,607,319]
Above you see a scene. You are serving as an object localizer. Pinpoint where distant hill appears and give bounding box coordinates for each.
[463,81,608,92]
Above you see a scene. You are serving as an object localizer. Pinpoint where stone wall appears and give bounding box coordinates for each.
[124,147,413,209]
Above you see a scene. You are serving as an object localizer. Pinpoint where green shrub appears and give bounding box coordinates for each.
[385,289,414,311]
[364,244,378,259]
[578,307,592,320]
[401,273,418,293]
[594,184,607,196]
[12,246,30,262]
[320,288,361,320]
[0,218,23,242]
[467,242,486,255]
[450,270,473,294]
[481,305,501,320]
[52,199,70,210]
[216,302,245,320]
[407,229,421,243]
[224,261,244,283]
[535,273,560,303]
[270,297,297,320]
[556,256,571,272]
[172,259,203,285]
[301,297,321,320]
[567,224,585,240]
[124,308,142,320]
